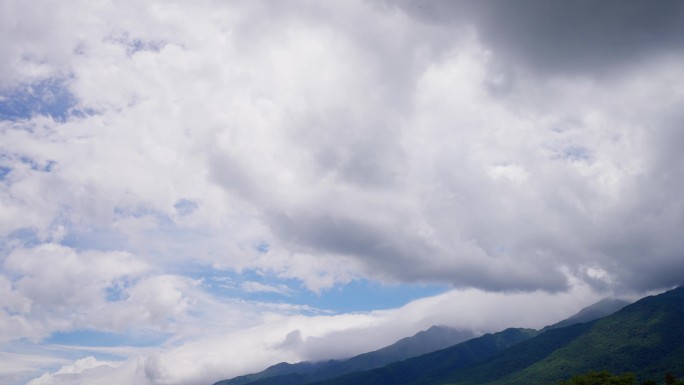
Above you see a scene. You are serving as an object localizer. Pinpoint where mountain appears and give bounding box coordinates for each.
[306,286,684,385]
[493,286,684,385]
[543,297,630,331]
[334,326,476,371]
[215,296,632,385]
[214,326,475,385]
[306,327,539,385]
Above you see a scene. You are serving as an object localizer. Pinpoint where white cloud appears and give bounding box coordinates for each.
[0,351,70,385]
[26,283,599,385]
[2,0,680,293]
[0,245,148,341]
[240,281,294,296]
[26,356,139,385]
[1,0,683,383]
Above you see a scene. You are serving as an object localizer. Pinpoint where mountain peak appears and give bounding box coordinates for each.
[543,297,630,331]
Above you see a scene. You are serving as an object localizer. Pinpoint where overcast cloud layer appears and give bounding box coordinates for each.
[1,1,683,384]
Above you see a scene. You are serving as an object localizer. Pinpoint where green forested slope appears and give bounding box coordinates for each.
[486,286,684,385]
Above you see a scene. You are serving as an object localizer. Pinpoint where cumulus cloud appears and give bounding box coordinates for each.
[1,0,683,383]
[0,244,257,347]
[0,245,148,341]
[2,0,682,294]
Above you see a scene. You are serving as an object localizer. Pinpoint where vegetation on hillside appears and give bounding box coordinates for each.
[553,370,684,385]
[555,370,637,385]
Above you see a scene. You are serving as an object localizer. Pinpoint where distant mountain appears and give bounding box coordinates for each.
[543,297,630,331]
[336,326,476,371]
[306,286,684,385]
[307,327,539,385]
[214,326,475,385]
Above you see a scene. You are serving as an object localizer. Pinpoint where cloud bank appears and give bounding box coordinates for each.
[1,0,683,384]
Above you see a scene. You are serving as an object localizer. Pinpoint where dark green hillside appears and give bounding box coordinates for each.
[490,286,684,385]
[441,321,595,385]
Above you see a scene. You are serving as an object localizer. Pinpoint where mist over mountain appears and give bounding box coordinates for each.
[218,286,684,385]
[215,326,475,385]
[214,296,629,385]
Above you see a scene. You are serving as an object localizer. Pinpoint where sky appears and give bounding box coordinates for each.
[1,0,684,384]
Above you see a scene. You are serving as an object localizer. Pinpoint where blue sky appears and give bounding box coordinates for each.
[1,1,684,385]
[0,79,75,122]
[197,271,450,313]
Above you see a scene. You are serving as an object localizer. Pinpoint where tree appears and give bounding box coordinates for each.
[666,373,677,385]
[556,370,637,385]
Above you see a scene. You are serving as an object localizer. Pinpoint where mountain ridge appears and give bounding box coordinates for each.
[542,297,630,331]
[213,290,672,385]
[308,286,684,385]
[214,326,475,385]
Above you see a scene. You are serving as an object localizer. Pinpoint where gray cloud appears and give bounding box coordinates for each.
[391,0,684,76]
[187,0,684,295]
[2,0,683,310]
